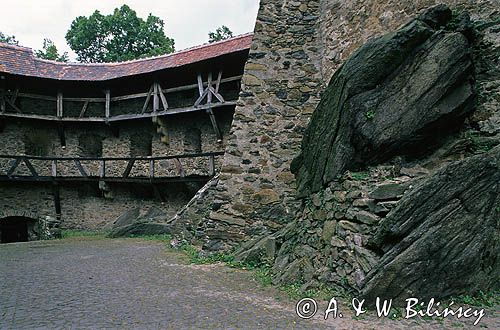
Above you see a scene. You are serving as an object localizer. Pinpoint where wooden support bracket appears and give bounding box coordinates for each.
[74,159,88,177]
[23,158,39,177]
[141,84,154,114]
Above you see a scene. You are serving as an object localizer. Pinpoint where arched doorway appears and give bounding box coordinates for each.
[0,217,38,243]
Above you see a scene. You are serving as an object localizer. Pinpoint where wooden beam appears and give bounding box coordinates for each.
[149,158,155,178]
[209,86,225,103]
[157,83,168,110]
[0,101,237,123]
[8,75,242,104]
[153,83,159,113]
[79,101,89,118]
[51,160,57,177]
[194,88,209,107]
[122,159,135,178]
[74,160,88,177]
[0,175,212,184]
[209,154,215,176]
[99,160,106,178]
[207,107,222,142]
[6,158,21,176]
[207,73,213,105]
[141,84,154,114]
[5,98,22,113]
[173,158,185,177]
[105,90,111,119]
[197,74,204,96]
[57,92,63,118]
[0,151,224,162]
[23,158,39,177]
[215,71,223,94]
[10,88,19,104]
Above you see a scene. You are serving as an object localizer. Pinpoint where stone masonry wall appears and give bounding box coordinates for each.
[197,0,499,250]
[231,0,500,296]
[0,107,233,229]
[202,0,325,249]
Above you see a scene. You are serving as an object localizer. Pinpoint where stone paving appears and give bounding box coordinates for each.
[0,238,498,329]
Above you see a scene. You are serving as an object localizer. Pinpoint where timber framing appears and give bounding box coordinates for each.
[0,152,223,183]
[0,75,241,123]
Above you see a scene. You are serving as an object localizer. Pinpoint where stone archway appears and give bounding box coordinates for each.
[0,216,39,243]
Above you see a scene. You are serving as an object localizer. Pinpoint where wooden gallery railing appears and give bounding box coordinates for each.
[0,152,224,183]
[0,72,241,141]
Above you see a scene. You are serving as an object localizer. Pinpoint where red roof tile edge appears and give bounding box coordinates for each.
[0,33,253,81]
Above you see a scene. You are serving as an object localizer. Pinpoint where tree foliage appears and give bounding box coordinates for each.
[65,5,175,63]
[0,32,19,45]
[35,38,69,62]
[208,26,234,43]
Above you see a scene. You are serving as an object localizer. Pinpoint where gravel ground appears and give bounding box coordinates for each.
[0,238,498,329]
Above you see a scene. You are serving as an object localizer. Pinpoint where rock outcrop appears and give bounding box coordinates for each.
[233,4,499,304]
[107,207,171,238]
[361,145,500,303]
[291,5,476,197]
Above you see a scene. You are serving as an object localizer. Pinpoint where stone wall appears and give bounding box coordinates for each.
[0,106,234,230]
[228,1,500,301]
[194,0,499,250]
[200,0,325,249]
[0,182,196,231]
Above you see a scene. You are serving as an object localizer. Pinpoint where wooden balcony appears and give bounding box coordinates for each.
[0,152,224,184]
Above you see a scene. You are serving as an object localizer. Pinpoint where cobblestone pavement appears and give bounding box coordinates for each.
[0,238,498,329]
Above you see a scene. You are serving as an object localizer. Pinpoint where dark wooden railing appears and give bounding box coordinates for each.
[0,151,224,183]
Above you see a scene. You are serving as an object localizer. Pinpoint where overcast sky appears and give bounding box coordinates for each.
[0,0,260,61]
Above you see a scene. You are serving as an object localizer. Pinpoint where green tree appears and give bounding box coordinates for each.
[35,38,69,62]
[65,5,175,63]
[208,25,234,43]
[0,32,19,45]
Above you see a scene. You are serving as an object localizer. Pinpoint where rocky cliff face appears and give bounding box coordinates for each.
[234,4,500,303]
[291,4,475,196]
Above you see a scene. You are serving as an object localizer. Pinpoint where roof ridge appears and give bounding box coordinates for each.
[0,42,33,52]
[33,32,254,67]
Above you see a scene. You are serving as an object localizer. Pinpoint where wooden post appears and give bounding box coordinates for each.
[51,160,57,177]
[209,154,215,176]
[158,83,168,110]
[197,74,204,97]
[153,83,159,113]
[105,90,111,119]
[207,72,213,105]
[149,158,155,179]
[141,84,154,114]
[57,92,63,118]
[99,160,106,178]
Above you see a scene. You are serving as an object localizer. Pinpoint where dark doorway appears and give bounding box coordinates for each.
[0,217,37,243]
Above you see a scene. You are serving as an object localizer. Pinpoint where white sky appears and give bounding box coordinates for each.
[0,0,260,61]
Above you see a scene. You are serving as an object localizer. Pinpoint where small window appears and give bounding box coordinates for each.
[78,133,102,157]
[184,128,201,153]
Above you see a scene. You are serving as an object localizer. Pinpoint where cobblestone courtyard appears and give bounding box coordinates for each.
[0,238,498,329]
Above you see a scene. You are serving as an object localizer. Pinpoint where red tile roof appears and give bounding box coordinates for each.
[0,33,252,81]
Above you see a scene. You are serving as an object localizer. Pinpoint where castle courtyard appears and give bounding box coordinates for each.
[1,237,497,329]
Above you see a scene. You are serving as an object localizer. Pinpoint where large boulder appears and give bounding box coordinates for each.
[107,207,171,238]
[361,145,500,304]
[291,5,475,197]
